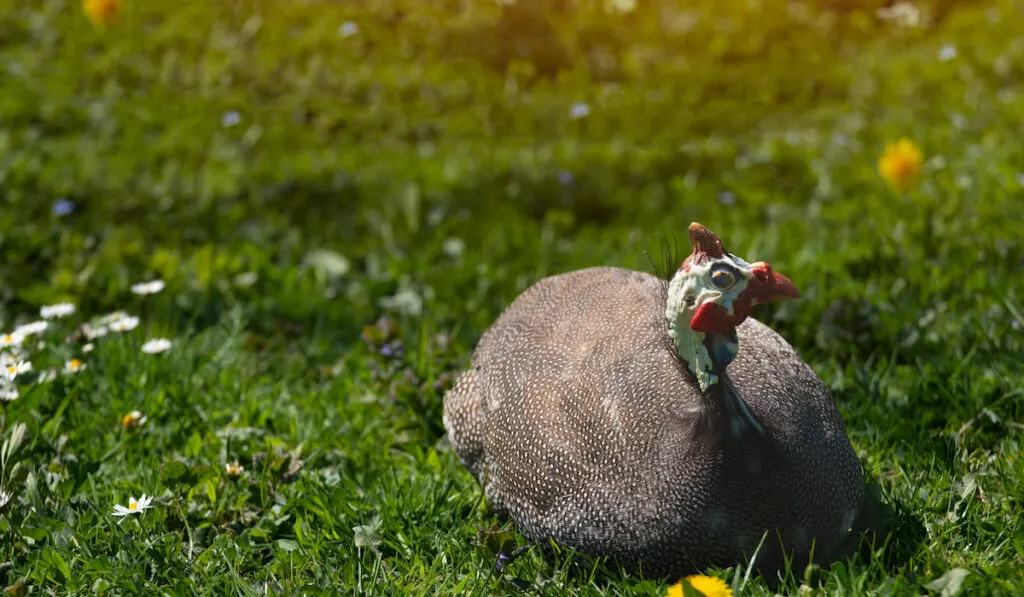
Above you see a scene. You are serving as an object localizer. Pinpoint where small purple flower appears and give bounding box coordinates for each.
[379,339,404,359]
[495,551,512,572]
[431,373,453,394]
[556,170,575,186]
[221,111,241,128]
[570,102,590,120]
[339,21,359,38]
[52,199,75,217]
[938,44,958,62]
[717,191,736,206]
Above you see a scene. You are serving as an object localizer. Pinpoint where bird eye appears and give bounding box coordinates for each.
[711,270,735,289]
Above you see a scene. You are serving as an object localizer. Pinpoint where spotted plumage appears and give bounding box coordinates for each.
[443,225,864,579]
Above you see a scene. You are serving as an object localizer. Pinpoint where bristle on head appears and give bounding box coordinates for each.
[680,222,725,270]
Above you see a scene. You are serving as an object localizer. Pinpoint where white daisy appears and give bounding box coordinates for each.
[83,343,95,353]
[108,316,140,333]
[121,410,147,429]
[96,311,129,326]
[141,338,172,354]
[0,332,23,349]
[607,0,636,14]
[83,323,109,340]
[35,369,58,384]
[64,359,86,374]
[0,352,24,368]
[40,303,76,319]
[3,360,32,381]
[0,383,18,402]
[112,494,154,517]
[224,460,244,478]
[130,280,166,295]
[877,1,922,28]
[14,321,47,337]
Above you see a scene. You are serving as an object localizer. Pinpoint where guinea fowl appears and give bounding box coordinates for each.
[443,223,864,579]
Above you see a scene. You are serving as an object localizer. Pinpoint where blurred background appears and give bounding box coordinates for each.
[3,0,1019,345]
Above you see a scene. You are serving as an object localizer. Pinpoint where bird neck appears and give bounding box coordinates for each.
[667,272,765,439]
[666,272,739,392]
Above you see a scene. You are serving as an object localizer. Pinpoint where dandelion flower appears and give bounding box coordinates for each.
[121,410,148,430]
[112,494,153,517]
[130,280,166,295]
[40,303,76,319]
[108,316,140,333]
[878,137,924,193]
[0,332,23,349]
[65,359,87,374]
[224,460,244,478]
[0,384,18,402]
[83,0,121,28]
[14,321,47,337]
[3,360,32,381]
[665,575,734,597]
[141,338,172,354]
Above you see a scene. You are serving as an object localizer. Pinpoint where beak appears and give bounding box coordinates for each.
[742,262,801,304]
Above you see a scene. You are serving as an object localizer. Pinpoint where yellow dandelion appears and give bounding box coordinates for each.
[83,0,122,29]
[665,575,734,597]
[878,137,924,193]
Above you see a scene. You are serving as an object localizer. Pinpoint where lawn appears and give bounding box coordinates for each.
[0,0,1022,594]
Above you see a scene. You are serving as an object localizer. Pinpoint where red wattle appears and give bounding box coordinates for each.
[689,297,752,333]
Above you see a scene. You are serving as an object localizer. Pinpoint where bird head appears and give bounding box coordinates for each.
[670,222,801,335]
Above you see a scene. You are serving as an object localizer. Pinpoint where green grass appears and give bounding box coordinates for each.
[1,0,1023,594]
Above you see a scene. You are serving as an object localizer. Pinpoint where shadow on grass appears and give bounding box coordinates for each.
[473,472,927,593]
[847,478,929,573]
